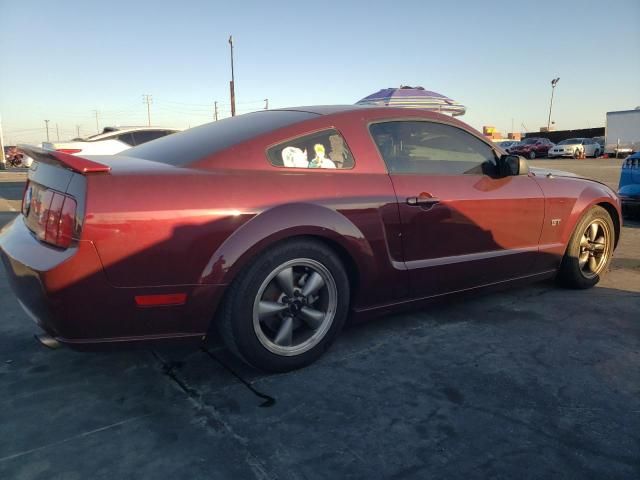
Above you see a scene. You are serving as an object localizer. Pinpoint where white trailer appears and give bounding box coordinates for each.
[605,109,640,157]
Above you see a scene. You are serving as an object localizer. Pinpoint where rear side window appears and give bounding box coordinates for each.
[126,110,318,166]
[267,129,355,169]
[369,121,497,175]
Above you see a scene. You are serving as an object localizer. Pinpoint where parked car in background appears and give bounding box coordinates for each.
[548,138,601,158]
[0,106,621,372]
[42,126,180,156]
[508,137,554,159]
[1,146,33,169]
[619,151,640,217]
[593,136,605,155]
[494,140,520,152]
[504,141,522,154]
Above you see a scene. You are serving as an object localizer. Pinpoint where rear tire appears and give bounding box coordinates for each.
[217,238,350,372]
[557,206,614,289]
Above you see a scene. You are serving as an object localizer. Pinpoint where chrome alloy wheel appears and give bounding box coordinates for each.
[579,219,611,278]
[252,258,338,356]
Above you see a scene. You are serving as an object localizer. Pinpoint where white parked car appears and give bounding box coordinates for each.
[548,138,602,159]
[494,140,520,151]
[42,126,180,156]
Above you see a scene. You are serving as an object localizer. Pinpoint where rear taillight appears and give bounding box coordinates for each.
[24,183,77,248]
[55,148,82,154]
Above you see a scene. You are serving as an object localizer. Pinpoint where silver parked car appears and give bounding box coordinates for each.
[548,138,602,159]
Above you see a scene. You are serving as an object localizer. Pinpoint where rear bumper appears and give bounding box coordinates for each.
[0,217,225,349]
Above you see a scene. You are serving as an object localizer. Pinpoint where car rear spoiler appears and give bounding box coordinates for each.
[17,145,111,174]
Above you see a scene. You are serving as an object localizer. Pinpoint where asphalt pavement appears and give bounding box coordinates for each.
[0,159,638,479]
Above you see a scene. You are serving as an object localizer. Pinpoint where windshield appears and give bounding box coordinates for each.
[558,138,583,145]
[522,138,538,145]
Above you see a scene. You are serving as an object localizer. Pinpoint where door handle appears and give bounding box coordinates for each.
[406,195,440,207]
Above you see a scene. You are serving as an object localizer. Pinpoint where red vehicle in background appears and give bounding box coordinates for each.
[0,106,621,372]
[509,137,555,159]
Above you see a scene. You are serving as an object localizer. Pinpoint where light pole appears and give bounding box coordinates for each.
[547,77,560,130]
[229,35,236,117]
[44,120,50,142]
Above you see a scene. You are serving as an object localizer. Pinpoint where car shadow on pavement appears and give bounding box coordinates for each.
[1,280,638,479]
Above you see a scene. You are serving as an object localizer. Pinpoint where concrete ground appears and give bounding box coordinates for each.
[0,159,638,479]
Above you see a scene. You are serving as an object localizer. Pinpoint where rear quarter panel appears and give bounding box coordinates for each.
[84,112,408,310]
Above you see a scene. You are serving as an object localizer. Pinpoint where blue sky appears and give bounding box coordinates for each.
[1,0,639,144]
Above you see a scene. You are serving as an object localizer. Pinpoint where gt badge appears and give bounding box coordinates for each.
[551,218,561,226]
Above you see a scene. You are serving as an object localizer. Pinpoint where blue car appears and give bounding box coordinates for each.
[619,151,640,216]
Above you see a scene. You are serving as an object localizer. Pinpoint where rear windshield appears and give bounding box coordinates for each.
[125,110,318,166]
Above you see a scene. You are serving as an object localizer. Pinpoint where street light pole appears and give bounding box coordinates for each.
[547,77,560,130]
[229,35,236,117]
[264,98,269,110]
[44,120,50,142]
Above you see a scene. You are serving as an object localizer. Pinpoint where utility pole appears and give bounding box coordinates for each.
[547,77,560,130]
[93,110,99,133]
[214,101,219,121]
[142,94,153,126]
[56,123,60,141]
[229,35,236,116]
[44,120,50,142]
[264,98,269,110]
[76,125,80,137]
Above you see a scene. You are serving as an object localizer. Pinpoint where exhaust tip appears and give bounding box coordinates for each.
[35,333,61,349]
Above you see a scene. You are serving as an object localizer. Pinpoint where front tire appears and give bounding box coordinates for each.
[217,239,350,372]
[529,151,536,160]
[557,206,614,289]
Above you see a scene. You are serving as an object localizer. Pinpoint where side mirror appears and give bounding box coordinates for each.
[500,155,529,176]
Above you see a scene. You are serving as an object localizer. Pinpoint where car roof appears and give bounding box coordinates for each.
[272,105,374,116]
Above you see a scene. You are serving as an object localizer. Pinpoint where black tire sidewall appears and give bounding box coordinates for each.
[222,239,350,372]
[558,206,614,289]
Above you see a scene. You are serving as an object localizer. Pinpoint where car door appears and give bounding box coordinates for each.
[369,120,545,298]
[537,138,550,156]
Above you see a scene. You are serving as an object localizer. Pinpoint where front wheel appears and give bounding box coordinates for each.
[557,206,615,289]
[529,151,536,160]
[217,239,350,372]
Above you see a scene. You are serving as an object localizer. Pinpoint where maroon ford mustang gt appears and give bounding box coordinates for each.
[0,106,621,372]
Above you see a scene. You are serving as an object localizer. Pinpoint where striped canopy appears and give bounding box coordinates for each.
[356,86,466,116]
